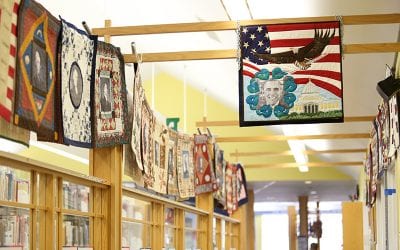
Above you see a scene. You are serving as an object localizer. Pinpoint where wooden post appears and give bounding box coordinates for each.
[298,196,308,250]
[44,174,55,250]
[232,205,245,250]
[196,192,214,250]
[288,205,297,250]
[342,201,364,250]
[247,190,255,250]
[90,146,122,250]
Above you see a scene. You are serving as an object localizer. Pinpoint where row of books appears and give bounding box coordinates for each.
[0,168,29,204]
[63,182,89,212]
[0,209,29,250]
[64,216,89,247]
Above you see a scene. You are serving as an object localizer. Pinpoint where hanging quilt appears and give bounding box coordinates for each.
[176,133,195,199]
[141,99,154,189]
[93,41,130,147]
[388,94,399,157]
[193,134,216,195]
[151,120,168,194]
[239,21,343,126]
[236,164,248,206]
[166,129,179,196]
[378,102,390,168]
[131,64,144,171]
[213,144,226,207]
[123,91,144,186]
[60,18,97,147]
[14,0,60,141]
[0,0,19,122]
[225,163,238,215]
[370,125,378,206]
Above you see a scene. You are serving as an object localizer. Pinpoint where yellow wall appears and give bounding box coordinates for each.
[143,72,352,182]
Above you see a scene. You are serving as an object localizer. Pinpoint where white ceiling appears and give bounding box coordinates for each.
[33,0,400,202]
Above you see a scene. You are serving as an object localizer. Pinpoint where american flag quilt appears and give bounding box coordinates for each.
[239,21,343,126]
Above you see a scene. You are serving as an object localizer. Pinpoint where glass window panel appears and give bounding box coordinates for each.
[164,226,175,249]
[0,206,30,250]
[62,181,90,212]
[122,196,151,222]
[63,215,89,247]
[184,212,197,229]
[0,166,30,204]
[122,221,152,250]
[184,230,197,250]
[164,207,175,226]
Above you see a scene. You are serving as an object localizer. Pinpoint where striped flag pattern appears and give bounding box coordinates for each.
[239,21,343,125]
[0,1,19,122]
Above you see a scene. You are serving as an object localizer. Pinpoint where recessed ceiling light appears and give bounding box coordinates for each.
[305,181,312,184]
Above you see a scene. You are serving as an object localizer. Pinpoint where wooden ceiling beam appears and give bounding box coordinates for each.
[195,116,374,127]
[92,14,400,36]
[122,43,400,62]
[216,133,369,143]
[230,148,366,157]
[245,161,363,168]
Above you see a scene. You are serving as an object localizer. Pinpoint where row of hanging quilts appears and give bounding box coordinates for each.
[0,0,249,214]
[124,64,248,214]
[364,90,400,207]
[0,0,130,147]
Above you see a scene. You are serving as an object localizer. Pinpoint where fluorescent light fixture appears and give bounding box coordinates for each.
[305,181,312,185]
[310,190,317,195]
[299,165,309,172]
[221,0,252,20]
[282,126,309,172]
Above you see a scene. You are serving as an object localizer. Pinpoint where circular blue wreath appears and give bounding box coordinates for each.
[245,67,297,118]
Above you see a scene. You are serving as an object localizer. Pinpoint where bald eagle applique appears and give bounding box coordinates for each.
[253,29,335,70]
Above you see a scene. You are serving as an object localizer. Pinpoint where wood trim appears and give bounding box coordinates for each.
[344,42,400,54]
[216,133,370,142]
[196,116,374,127]
[122,43,400,62]
[122,216,154,225]
[123,49,236,63]
[214,213,240,224]
[91,13,400,36]
[122,187,209,215]
[0,199,34,209]
[61,208,102,218]
[0,151,110,187]
[230,148,367,157]
[245,161,363,168]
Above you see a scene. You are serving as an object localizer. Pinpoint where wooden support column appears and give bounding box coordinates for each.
[247,190,255,250]
[288,205,297,250]
[90,146,122,250]
[298,196,308,250]
[196,192,214,250]
[299,196,308,237]
[45,174,55,250]
[342,201,364,250]
[232,204,246,250]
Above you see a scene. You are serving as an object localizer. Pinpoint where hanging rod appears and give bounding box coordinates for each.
[195,116,375,127]
[91,13,400,36]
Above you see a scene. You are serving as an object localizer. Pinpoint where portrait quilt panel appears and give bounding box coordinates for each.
[236,164,248,206]
[166,129,179,196]
[93,41,130,148]
[193,134,217,195]
[131,65,144,171]
[176,133,195,199]
[239,21,343,126]
[123,91,144,186]
[225,163,238,215]
[151,120,168,194]
[0,0,19,122]
[388,94,400,158]
[60,18,97,148]
[141,99,154,189]
[213,143,226,207]
[14,0,60,141]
